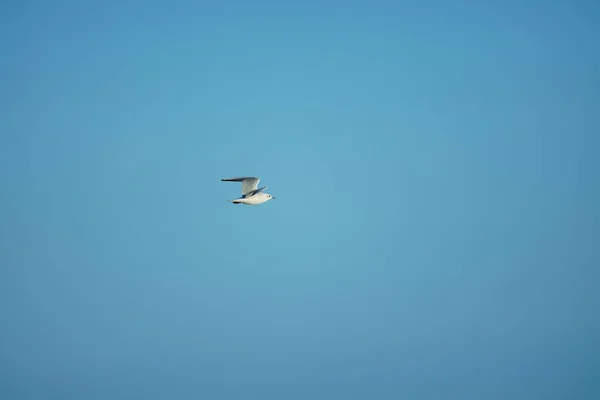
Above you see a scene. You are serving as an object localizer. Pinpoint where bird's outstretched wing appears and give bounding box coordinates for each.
[244,186,268,198]
[221,177,260,196]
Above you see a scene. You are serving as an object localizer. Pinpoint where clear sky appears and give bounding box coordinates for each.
[1,0,599,399]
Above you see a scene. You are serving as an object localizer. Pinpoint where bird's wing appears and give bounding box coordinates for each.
[221,177,260,196]
[245,186,267,198]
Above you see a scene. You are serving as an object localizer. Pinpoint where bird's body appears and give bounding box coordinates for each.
[229,193,272,205]
[221,176,276,205]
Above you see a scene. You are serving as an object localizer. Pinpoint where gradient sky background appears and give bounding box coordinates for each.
[1,0,599,399]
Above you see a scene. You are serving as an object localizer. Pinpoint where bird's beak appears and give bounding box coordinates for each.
[272,196,276,199]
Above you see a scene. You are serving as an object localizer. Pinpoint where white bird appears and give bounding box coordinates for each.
[221,176,276,205]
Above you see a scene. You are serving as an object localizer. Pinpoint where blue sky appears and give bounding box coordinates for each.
[1,0,599,398]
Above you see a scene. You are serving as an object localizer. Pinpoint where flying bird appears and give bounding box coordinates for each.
[221,176,276,205]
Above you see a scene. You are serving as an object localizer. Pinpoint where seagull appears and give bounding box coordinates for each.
[221,176,276,205]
